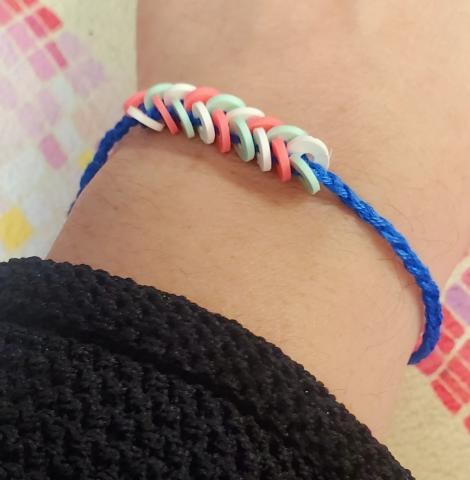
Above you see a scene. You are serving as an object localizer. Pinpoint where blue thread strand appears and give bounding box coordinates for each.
[78,115,138,196]
[307,159,442,364]
[77,109,442,364]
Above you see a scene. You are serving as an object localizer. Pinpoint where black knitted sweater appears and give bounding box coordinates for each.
[0,257,413,479]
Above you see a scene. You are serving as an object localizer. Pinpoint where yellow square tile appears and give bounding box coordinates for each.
[0,207,33,251]
[77,149,93,170]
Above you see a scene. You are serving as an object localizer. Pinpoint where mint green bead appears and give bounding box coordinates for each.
[290,153,320,195]
[231,117,255,161]
[143,83,173,111]
[267,125,306,142]
[172,100,195,138]
[206,94,245,113]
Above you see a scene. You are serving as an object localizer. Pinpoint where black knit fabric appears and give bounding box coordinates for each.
[0,257,413,479]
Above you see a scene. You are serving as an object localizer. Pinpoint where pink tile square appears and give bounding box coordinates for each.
[45,41,67,69]
[5,0,22,13]
[449,357,470,390]
[437,332,455,355]
[417,349,443,376]
[25,14,46,38]
[446,284,470,325]
[442,307,465,339]
[0,75,17,109]
[28,48,55,80]
[39,134,67,168]
[37,89,60,124]
[8,21,35,52]
[460,339,470,365]
[0,4,13,26]
[440,370,470,404]
[431,378,461,413]
[36,7,62,31]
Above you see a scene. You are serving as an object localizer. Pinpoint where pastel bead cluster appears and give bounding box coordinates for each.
[123,82,331,195]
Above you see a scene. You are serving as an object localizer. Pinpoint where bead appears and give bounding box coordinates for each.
[163,83,196,105]
[192,101,215,144]
[287,134,330,170]
[211,109,231,152]
[126,105,164,131]
[172,101,195,138]
[123,90,146,111]
[151,96,179,135]
[230,117,256,161]
[226,106,264,123]
[271,137,291,181]
[267,125,306,142]
[143,82,172,111]
[252,127,272,172]
[206,94,245,113]
[290,153,320,194]
[247,116,282,131]
[183,86,220,110]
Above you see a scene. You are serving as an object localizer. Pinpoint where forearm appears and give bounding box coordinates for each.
[50,0,470,438]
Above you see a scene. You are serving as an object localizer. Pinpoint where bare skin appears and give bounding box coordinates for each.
[50,1,470,439]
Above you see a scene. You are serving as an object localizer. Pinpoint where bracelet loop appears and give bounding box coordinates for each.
[81,82,443,365]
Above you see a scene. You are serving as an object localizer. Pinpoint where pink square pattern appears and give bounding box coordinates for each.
[25,13,45,37]
[28,48,55,80]
[39,133,66,168]
[45,40,66,68]
[0,4,12,26]
[7,21,34,52]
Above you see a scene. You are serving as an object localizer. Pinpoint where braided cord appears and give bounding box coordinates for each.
[76,89,442,365]
[309,162,441,364]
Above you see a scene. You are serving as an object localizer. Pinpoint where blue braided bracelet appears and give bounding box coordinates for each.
[75,83,442,364]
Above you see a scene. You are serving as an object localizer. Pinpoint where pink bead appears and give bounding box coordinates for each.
[211,109,231,153]
[246,116,282,131]
[152,95,179,135]
[123,90,146,111]
[183,86,220,110]
[271,138,292,182]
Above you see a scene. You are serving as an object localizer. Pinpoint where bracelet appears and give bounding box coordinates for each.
[77,82,442,364]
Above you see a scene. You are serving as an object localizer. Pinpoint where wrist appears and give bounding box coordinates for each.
[50,128,420,437]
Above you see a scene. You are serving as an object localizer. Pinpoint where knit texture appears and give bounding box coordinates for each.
[0,257,413,479]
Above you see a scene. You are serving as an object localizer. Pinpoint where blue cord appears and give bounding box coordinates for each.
[76,104,442,364]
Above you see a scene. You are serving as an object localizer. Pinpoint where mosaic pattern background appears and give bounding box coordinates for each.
[0,0,132,258]
[0,1,469,478]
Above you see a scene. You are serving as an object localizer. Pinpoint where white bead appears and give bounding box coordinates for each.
[163,83,196,105]
[253,127,272,172]
[226,106,264,124]
[192,101,215,144]
[287,135,330,170]
[127,106,164,132]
